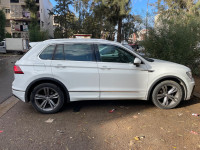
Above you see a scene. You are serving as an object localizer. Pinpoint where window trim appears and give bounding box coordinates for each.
[52,44,64,60]
[95,43,138,64]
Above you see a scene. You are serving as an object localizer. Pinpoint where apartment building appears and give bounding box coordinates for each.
[0,0,53,38]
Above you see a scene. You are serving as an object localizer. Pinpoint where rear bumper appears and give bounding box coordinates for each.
[12,89,25,102]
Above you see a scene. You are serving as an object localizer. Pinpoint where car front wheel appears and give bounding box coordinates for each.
[30,83,64,114]
[152,80,183,109]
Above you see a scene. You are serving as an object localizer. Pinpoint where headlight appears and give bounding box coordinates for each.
[186,71,193,79]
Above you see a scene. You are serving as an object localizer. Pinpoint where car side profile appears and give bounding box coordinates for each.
[12,39,195,114]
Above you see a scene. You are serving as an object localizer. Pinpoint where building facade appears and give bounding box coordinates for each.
[0,0,53,38]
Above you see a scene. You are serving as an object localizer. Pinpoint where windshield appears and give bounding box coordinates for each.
[122,44,154,62]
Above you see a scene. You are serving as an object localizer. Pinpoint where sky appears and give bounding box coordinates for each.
[50,0,158,18]
[50,0,157,18]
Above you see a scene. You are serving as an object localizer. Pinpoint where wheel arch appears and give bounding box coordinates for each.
[147,76,187,101]
[25,77,70,103]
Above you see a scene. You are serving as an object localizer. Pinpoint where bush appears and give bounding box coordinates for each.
[5,32,11,38]
[0,10,6,41]
[29,24,48,42]
[142,13,200,75]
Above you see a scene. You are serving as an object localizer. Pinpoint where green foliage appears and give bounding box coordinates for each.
[50,0,74,38]
[100,0,131,42]
[0,10,6,41]
[51,0,135,41]
[142,10,200,75]
[25,0,48,41]
[25,0,38,19]
[5,32,12,38]
[29,24,48,42]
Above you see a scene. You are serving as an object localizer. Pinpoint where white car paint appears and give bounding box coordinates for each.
[12,39,195,104]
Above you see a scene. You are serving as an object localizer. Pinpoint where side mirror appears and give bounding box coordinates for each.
[134,57,142,67]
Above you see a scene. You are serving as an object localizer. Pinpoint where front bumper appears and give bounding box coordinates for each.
[12,89,25,102]
[185,79,195,100]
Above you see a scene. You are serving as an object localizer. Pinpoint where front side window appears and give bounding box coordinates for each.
[64,44,95,61]
[39,45,55,60]
[98,44,135,63]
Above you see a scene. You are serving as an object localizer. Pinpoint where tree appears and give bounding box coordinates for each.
[142,0,200,75]
[101,0,131,42]
[25,0,48,41]
[50,0,75,38]
[156,0,200,15]
[73,0,133,42]
[0,10,6,41]
[25,0,38,20]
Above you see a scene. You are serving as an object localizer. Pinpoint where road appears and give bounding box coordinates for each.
[0,55,22,103]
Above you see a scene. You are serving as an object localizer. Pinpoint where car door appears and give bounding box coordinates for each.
[51,43,99,101]
[96,44,149,100]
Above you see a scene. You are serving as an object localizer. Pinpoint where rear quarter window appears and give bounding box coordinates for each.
[39,45,56,60]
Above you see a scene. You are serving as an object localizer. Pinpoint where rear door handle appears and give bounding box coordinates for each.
[56,64,66,68]
[100,66,111,70]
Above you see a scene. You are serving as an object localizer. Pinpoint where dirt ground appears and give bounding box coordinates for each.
[0,96,200,150]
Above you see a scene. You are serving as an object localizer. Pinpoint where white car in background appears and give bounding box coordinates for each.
[12,39,195,114]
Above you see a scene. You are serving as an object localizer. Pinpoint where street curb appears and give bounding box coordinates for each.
[0,96,19,118]
[193,92,200,99]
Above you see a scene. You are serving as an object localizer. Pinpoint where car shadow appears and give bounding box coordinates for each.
[178,96,200,108]
[62,99,154,113]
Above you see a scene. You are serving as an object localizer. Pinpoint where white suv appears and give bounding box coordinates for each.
[12,39,195,114]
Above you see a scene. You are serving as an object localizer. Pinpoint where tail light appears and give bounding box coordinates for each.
[14,65,24,74]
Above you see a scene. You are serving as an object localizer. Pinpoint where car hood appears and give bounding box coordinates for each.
[149,58,191,72]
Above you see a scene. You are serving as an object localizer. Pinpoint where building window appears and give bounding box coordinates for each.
[6,20,11,27]
[35,0,39,3]
[5,9,10,14]
[10,0,19,3]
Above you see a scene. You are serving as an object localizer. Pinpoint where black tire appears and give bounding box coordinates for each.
[30,83,65,114]
[152,80,183,109]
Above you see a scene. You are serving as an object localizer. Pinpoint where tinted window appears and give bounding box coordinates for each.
[39,45,55,60]
[0,42,4,46]
[54,45,64,60]
[98,44,135,63]
[10,0,19,3]
[64,44,95,61]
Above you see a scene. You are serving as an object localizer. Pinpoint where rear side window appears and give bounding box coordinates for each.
[64,44,95,61]
[39,45,55,60]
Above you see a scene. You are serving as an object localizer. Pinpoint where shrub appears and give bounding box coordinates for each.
[142,13,200,75]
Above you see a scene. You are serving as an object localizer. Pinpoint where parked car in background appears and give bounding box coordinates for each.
[12,39,195,114]
[0,40,6,53]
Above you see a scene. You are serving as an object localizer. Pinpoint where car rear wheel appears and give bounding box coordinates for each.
[152,80,183,109]
[30,83,64,114]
